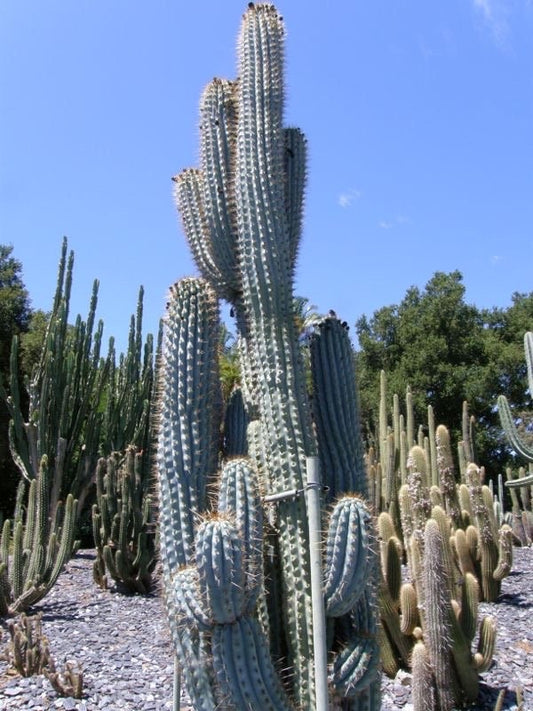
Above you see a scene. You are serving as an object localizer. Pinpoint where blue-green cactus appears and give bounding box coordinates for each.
[157,5,379,709]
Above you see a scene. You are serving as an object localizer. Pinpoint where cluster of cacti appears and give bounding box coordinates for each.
[100,286,158,456]
[370,372,514,601]
[46,660,84,699]
[3,612,83,698]
[92,447,155,593]
[0,455,78,616]
[156,5,380,709]
[92,289,158,593]
[378,453,499,710]
[369,370,518,708]
[1,239,159,603]
[1,238,107,519]
[4,612,52,676]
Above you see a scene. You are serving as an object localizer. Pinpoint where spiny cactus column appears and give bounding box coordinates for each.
[173,5,311,705]
[158,4,379,709]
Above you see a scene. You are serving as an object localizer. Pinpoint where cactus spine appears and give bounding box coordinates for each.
[157,5,379,709]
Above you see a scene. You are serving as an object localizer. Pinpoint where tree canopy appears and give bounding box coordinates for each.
[0,245,32,516]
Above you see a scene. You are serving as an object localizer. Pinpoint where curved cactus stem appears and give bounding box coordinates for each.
[329,633,381,698]
[498,332,533,466]
[324,496,371,618]
[217,458,263,612]
[196,518,246,625]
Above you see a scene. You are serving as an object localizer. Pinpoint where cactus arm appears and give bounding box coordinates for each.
[422,519,456,711]
[498,333,533,471]
[198,79,239,298]
[498,395,533,462]
[329,633,381,698]
[411,641,436,711]
[173,170,225,292]
[196,518,245,625]
[323,497,371,617]
[309,317,368,500]
[223,389,249,457]
[157,278,222,571]
[283,127,307,263]
[156,277,221,709]
[217,458,264,611]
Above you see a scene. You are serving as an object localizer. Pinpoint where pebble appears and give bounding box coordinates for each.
[0,547,531,710]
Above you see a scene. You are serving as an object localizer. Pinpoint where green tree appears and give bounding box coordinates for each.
[0,246,31,517]
[355,271,533,478]
[19,309,48,377]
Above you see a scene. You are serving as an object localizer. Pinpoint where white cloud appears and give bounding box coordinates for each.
[338,188,361,208]
[472,0,510,46]
[491,255,504,264]
[378,216,410,229]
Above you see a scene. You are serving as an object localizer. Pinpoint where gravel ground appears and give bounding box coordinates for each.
[0,547,531,710]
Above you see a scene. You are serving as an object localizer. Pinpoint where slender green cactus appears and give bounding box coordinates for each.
[0,456,77,617]
[499,332,533,486]
[157,5,379,709]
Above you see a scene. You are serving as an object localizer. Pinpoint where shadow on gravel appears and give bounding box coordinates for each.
[38,600,80,622]
[498,591,532,608]
[73,551,96,561]
[478,683,524,711]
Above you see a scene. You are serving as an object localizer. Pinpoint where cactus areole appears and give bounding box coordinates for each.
[156,5,380,710]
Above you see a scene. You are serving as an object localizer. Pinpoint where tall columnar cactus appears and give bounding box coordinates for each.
[157,5,379,709]
[498,331,533,486]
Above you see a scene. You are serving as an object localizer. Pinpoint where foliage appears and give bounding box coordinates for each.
[0,245,31,519]
[19,309,48,378]
[0,245,31,371]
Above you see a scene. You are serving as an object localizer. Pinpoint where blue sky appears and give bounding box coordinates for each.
[1,1,532,353]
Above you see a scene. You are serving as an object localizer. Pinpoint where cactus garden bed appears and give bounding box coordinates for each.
[0,546,531,710]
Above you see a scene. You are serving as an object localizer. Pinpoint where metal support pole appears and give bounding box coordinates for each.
[173,654,181,711]
[306,456,328,711]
